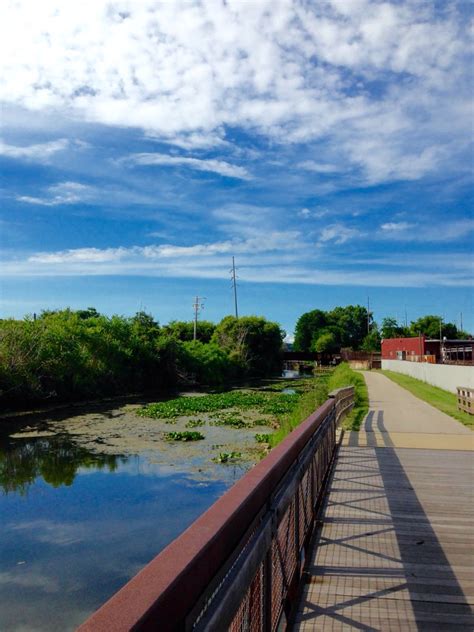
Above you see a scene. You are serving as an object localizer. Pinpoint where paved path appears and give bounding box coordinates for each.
[293,372,474,631]
[344,371,473,451]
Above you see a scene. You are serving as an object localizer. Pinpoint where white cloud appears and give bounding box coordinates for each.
[3,244,471,289]
[380,222,413,232]
[126,153,251,180]
[297,161,340,174]
[318,223,361,245]
[379,219,474,242]
[0,1,470,182]
[16,181,93,206]
[0,138,69,161]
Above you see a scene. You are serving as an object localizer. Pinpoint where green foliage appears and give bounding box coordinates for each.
[312,331,338,353]
[255,433,271,443]
[0,309,169,406]
[210,413,249,428]
[163,320,216,343]
[178,340,238,385]
[270,376,330,446]
[360,326,381,351]
[212,451,242,463]
[408,315,459,339]
[138,390,298,419]
[211,315,284,376]
[381,370,473,429]
[381,317,408,339]
[294,305,372,352]
[164,431,205,441]
[327,363,369,430]
[185,419,205,428]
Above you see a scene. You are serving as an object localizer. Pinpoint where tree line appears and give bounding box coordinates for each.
[0,309,284,407]
[294,306,469,353]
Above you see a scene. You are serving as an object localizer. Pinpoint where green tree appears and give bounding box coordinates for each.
[294,310,327,351]
[361,327,381,351]
[312,331,338,353]
[409,315,458,339]
[381,317,408,339]
[163,320,216,343]
[212,315,284,376]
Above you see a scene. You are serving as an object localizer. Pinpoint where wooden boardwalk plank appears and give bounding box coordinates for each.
[291,446,474,631]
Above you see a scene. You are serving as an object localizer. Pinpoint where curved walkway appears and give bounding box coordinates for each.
[292,371,474,631]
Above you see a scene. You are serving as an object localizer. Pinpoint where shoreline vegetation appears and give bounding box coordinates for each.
[380,370,473,430]
[0,309,283,410]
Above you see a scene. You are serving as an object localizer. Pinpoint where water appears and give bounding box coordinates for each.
[0,403,256,631]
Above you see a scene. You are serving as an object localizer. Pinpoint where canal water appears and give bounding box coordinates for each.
[0,399,262,631]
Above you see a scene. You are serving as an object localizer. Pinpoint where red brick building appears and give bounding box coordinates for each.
[382,336,473,364]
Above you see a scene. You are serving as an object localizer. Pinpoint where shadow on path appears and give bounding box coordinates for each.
[292,445,474,630]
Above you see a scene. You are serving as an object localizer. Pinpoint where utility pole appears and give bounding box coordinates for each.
[230,256,239,319]
[367,296,370,334]
[404,307,408,329]
[192,296,206,341]
[460,312,463,333]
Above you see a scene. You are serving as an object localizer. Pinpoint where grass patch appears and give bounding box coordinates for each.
[255,433,271,443]
[327,363,369,431]
[164,431,205,441]
[381,370,473,430]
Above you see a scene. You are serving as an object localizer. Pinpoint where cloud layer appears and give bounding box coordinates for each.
[1,0,471,183]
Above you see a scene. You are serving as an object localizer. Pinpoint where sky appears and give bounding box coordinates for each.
[0,0,473,337]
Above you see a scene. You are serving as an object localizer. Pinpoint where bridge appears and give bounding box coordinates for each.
[79,374,473,631]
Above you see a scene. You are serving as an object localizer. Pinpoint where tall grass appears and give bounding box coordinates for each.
[269,363,369,446]
[269,376,329,447]
[327,363,369,430]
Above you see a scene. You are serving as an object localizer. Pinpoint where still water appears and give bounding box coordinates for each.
[0,402,255,632]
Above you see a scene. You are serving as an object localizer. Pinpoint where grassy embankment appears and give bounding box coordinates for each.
[269,364,369,446]
[381,370,473,430]
[327,363,369,431]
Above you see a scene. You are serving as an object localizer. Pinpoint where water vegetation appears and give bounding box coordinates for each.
[212,451,242,463]
[164,431,205,442]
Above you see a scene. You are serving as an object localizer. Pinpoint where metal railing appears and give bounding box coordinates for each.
[78,387,355,632]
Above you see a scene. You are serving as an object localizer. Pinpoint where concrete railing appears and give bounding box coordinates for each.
[381,359,474,394]
[78,387,354,632]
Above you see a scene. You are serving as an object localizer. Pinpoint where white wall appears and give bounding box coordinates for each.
[381,360,474,393]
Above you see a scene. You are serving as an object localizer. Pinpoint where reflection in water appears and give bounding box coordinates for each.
[0,410,245,632]
[0,435,122,494]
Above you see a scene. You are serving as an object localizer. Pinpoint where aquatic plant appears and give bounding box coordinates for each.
[164,431,205,441]
[212,452,242,463]
[255,434,271,443]
[185,419,205,428]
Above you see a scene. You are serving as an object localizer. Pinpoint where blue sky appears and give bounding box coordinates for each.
[1,0,473,337]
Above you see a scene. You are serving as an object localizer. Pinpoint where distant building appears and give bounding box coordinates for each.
[381,335,473,365]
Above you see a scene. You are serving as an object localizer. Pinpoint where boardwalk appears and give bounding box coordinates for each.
[293,371,474,631]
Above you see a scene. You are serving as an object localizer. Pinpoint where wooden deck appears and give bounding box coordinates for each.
[293,371,474,631]
[292,445,474,630]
